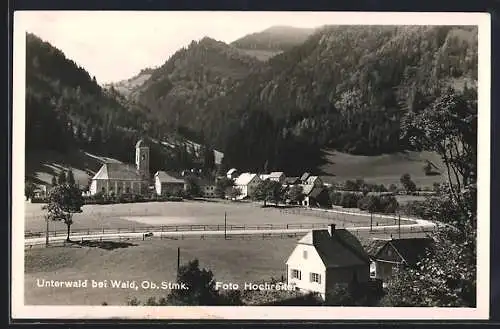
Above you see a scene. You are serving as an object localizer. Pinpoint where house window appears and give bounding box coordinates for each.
[310,273,321,284]
[303,250,308,259]
[291,269,301,280]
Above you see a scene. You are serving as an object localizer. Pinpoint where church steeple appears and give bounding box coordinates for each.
[135,139,150,179]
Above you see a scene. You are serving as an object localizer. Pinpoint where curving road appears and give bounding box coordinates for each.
[24,214,438,246]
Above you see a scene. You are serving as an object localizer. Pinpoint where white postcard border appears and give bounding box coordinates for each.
[12,11,491,320]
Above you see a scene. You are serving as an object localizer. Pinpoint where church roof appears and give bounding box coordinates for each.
[92,163,143,181]
[154,171,185,184]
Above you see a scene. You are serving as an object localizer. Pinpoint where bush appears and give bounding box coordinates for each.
[340,192,361,208]
[356,195,399,214]
[329,190,343,206]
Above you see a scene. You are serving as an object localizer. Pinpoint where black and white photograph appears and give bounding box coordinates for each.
[12,11,490,320]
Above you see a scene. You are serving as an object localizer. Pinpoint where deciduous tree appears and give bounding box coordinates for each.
[43,183,84,242]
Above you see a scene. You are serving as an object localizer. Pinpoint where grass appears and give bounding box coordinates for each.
[24,200,413,235]
[25,238,297,305]
[24,228,430,306]
[25,149,123,188]
[319,149,447,188]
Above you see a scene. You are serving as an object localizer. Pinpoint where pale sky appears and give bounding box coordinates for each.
[16,11,487,84]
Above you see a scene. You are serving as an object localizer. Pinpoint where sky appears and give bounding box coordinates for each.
[16,11,486,84]
[17,11,343,84]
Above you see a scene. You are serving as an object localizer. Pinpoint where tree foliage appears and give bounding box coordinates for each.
[382,187,476,307]
[25,181,36,200]
[401,86,477,209]
[130,25,477,173]
[253,180,285,206]
[214,177,234,198]
[165,259,241,306]
[400,173,417,193]
[43,181,84,241]
[287,185,305,204]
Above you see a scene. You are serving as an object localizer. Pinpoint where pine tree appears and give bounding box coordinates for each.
[67,169,76,186]
[57,171,67,185]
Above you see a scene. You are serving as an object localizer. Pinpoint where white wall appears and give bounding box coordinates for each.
[155,177,162,195]
[286,244,326,299]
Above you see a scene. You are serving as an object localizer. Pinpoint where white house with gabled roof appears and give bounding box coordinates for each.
[285,224,370,301]
[234,173,261,199]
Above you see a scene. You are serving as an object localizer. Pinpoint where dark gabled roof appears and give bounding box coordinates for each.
[284,177,300,184]
[300,172,311,181]
[308,186,327,198]
[92,163,143,181]
[298,229,370,268]
[375,238,433,265]
[364,239,391,258]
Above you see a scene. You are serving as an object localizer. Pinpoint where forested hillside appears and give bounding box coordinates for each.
[131,25,477,174]
[25,33,213,182]
[231,26,316,52]
[129,37,264,139]
[104,68,155,97]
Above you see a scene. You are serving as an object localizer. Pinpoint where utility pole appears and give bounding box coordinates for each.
[177,247,180,277]
[370,212,373,232]
[224,211,227,240]
[398,213,401,239]
[45,215,49,247]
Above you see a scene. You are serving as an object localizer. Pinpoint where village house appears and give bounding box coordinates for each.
[154,171,186,196]
[234,173,262,199]
[300,172,311,183]
[33,185,47,199]
[90,140,150,196]
[283,176,300,187]
[305,175,323,187]
[199,179,217,198]
[259,174,270,181]
[226,168,239,180]
[269,171,286,184]
[366,238,433,283]
[302,186,331,208]
[286,224,371,301]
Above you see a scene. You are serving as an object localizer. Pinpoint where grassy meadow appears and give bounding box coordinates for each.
[319,150,446,188]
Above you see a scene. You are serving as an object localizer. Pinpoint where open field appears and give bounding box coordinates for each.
[25,149,122,188]
[24,228,431,306]
[25,238,296,305]
[319,150,446,188]
[24,200,414,235]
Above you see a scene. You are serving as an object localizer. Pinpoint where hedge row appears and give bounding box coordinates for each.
[83,194,184,205]
[328,191,399,214]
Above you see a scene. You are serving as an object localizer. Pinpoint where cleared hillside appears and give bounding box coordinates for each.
[319,150,446,188]
[25,149,123,188]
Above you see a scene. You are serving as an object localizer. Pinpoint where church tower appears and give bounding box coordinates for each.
[135,139,150,180]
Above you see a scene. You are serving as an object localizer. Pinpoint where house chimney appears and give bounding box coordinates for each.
[328,224,336,236]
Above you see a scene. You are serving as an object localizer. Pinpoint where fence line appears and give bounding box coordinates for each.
[278,207,414,227]
[24,231,306,249]
[24,226,438,250]
[24,222,331,238]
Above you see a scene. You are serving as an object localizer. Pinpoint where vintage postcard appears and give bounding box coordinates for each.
[12,11,490,320]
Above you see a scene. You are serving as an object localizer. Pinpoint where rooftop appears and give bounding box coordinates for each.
[92,163,144,181]
[296,225,370,268]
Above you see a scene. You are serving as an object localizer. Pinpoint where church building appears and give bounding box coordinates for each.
[89,140,151,196]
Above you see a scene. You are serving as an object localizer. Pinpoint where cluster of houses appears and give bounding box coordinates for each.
[285,223,433,302]
[85,139,332,207]
[227,169,330,207]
